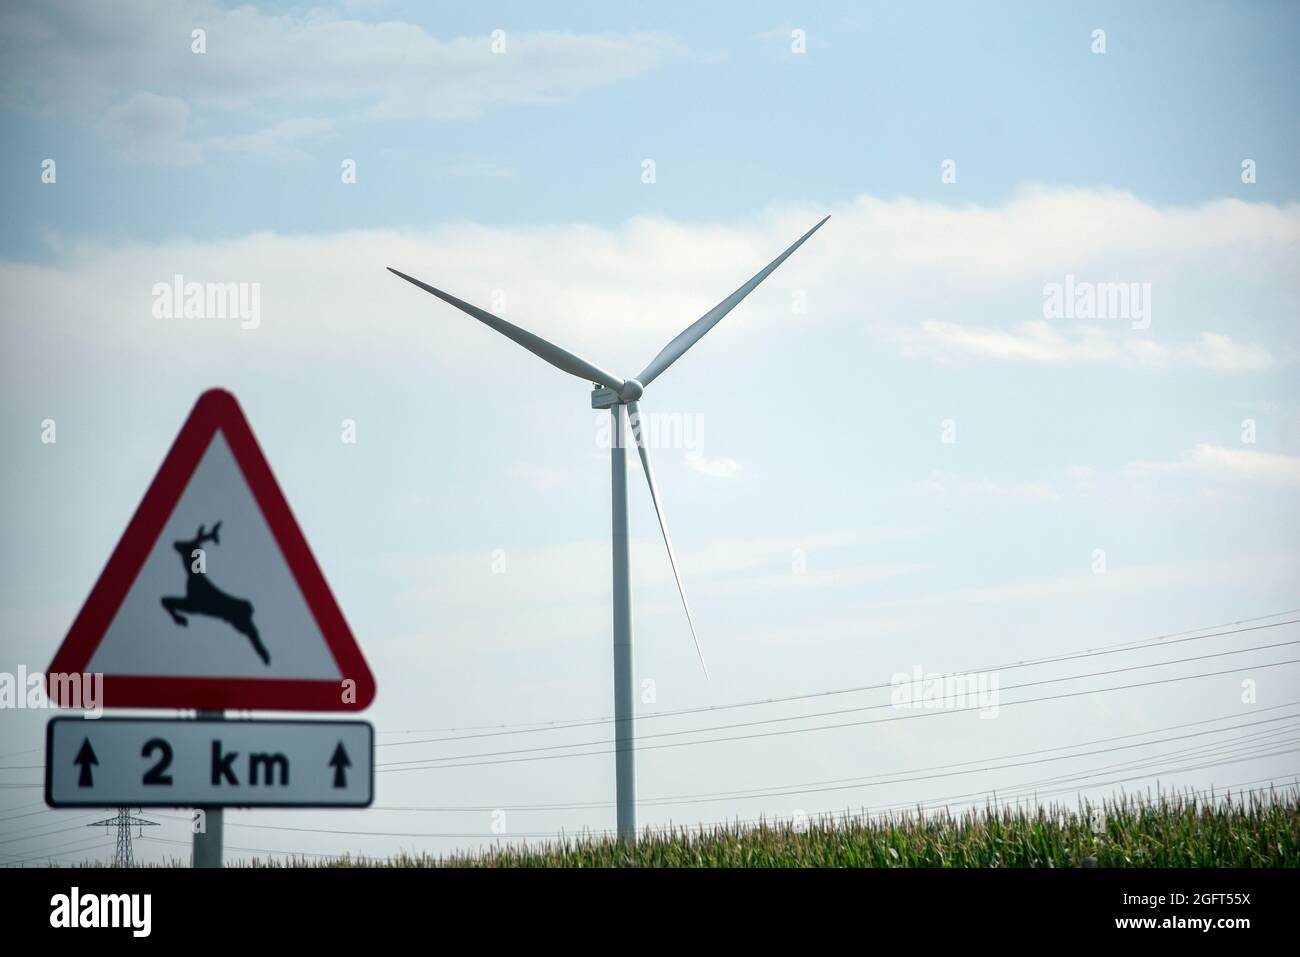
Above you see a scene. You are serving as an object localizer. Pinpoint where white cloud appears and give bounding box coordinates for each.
[1128,445,1300,487]
[1179,332,1277,373]
[685,451,743,478]
[841,189,1299,283]
[917,469,1058,501]
[100,97,335,165]
[210,117,337,163]
[906,320,1117,363]
[922,447,1300,512]
[0,1,680,163]
[383,526,908,611]
[3,188,1295,401]
[906,320,1279,372]
[839,556,1285,620]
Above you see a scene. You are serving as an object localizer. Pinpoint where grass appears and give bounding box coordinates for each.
[233,786,1299,868]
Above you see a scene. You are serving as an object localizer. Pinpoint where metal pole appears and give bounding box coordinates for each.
[192,708,224,868]
[611,404,636,846]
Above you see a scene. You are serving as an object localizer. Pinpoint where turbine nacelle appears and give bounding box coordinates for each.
[590,384,620,409]
[592,378,644,408]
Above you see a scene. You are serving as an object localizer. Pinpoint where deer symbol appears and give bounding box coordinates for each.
[160,522,270,665]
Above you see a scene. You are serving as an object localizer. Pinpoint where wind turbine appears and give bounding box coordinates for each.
[388,215,829,843]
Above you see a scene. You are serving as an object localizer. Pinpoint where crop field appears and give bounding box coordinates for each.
[220,787,1299,868]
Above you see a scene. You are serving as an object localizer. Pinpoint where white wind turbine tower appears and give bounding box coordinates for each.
[388,215,829,844]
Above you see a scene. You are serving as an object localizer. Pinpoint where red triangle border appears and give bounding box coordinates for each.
[46,389,376,711]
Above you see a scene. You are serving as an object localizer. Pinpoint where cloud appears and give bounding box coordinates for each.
[3,188,1295,403]
[905,320,1279,372]
[384,526,909,610]
[1128,445,1300,487]
[1179,333,1277,373]
[840,189,1299,283]
[101,92,202,166]
[685,451,742,478]
[98,94,334,165]
[921,446,1300,512]
[916,469,1058,501]
[740,553,1300,653]
[0,0,680,163]
[210,117,337,163]
[834,556,1287,622]
[907,320,1118,363]
[750,24,817,56]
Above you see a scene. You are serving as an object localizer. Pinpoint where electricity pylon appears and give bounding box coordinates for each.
[88,808,158,868]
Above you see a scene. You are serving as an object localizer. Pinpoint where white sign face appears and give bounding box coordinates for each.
[46,718,373,808]
[47,389,375,712]
[88,432,341,681]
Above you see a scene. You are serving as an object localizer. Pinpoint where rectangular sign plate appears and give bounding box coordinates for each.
[46,717,373,808]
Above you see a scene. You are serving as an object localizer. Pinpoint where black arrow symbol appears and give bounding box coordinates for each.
[74,738,98,788]
[329,742,351,788]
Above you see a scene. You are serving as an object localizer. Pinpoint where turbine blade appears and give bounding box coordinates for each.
[387,267,626,392]
[637,216,830,388]
[626,400,708,678]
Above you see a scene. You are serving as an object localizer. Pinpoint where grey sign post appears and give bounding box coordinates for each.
[193,709,224,869]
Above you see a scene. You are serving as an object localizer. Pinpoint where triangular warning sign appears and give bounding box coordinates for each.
[47,389,375,711]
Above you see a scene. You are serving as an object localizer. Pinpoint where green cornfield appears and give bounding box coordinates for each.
[249,787,1300,868]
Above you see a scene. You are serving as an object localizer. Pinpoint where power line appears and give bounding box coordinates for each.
[377,612,1300,745]
[137,834,343,861]
[0,748,42,762]
[7,611,1299,861]
[165,723,1300,841]
[957,733,1300,805]
[0,803,57,823]
[697,774,1300,840]
[0,834,116,866]
[137,765,1300,864]
[366,702,1300,812]
[0,812,103,842]
[377,633,1300,766]
[604,748,1300,841]
[376,648,1300,770]
[136,750,1300,845]
[631,719,1300,810]
[816,758,1300,830]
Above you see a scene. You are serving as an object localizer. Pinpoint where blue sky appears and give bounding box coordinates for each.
[3,0,1299,257]
[1,1,1298,865]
